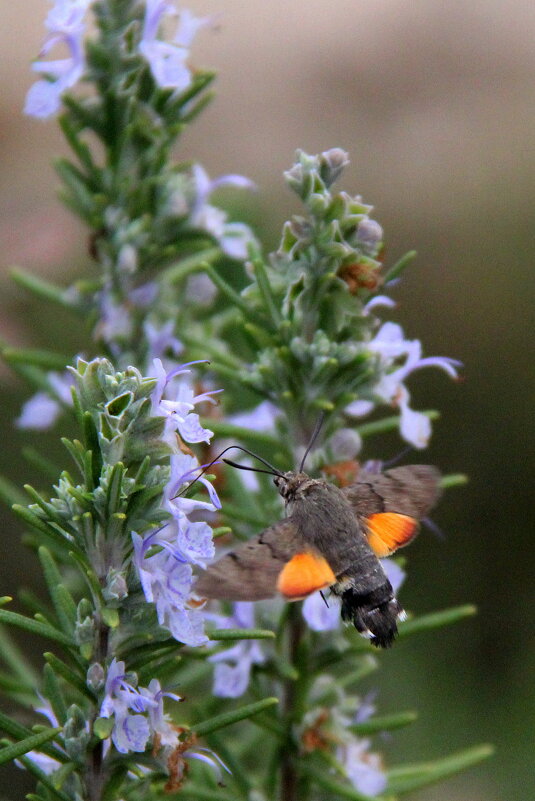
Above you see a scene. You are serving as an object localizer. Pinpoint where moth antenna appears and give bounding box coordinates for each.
[223,458,284,479]
[382,445,413,470]
[173,445,284,498]
[299,412,326,473]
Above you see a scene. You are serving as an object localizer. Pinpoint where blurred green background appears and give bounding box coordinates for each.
[1,1,533,798]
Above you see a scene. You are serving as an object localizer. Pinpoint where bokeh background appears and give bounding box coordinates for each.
[1,1,534,798]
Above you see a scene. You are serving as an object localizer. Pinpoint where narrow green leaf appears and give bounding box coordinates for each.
[0,727,61,766]
[0,610,73,647]
[193,697,279,737]
[22,448,61,481]
[349,711,417,736]
[387,744,494,794]
[10,268,72,309]
[106,463,126,516]
[42,664,68,725]
[44,653,94,701]
[12,505,83,557]
[440,473,469,489]
[0,713,68,764]
[208,628,275,641]
[211,526,232,539]
[203,263,264,323]
[102,765,128,801]
[68,551,104,605]
[243,322,276,349]
[0,476,28,507]
[1,348,69,371]
[383,249,417,283]
[249,712,285,739]
[398,605,477,639]
[250,254,281,327]
[17,753,72,801]
[82,412,102,487]
[207,421,281,450]
[356,410,439,438]
[58,115,95,172]
[161,247,220,285]
[178,787,236,801]
[38,548,76,634]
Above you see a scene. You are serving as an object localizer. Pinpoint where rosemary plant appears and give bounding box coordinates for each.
[0,2,491,800]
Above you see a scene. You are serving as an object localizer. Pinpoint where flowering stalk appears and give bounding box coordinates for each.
[0,2,493,800]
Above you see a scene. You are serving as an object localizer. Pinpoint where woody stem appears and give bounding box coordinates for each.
[280,603,308,801]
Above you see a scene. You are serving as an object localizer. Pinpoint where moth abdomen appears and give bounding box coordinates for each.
[339,583,403,649]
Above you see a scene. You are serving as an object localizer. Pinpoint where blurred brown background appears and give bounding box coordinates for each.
[1,1,534,799]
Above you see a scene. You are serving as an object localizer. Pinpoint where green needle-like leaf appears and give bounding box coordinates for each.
[38,547,76,634]
[0,625,39,687]
[349,711,417,736]
[382,249,417,283]
[178,787,236,801]
[193,697,279,737]
[10,268,73,309]
[0,475,28,507]
[17,753,73,801]
[0,727,61,766]
[44,653,94,701]
[356,410,439,438]
[1,347,69,371]
[387,744,494,794]
[0,609,73,647]
[398,605,477,638]
[12,505,84,557]
[208,628,275,641]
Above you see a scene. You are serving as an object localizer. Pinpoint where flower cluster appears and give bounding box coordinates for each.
[25,0,208,118]
[25,0,90,118]
[132,358,221,646]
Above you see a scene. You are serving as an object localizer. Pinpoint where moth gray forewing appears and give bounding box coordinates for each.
[343,465,442,519]
[194,519,305,601]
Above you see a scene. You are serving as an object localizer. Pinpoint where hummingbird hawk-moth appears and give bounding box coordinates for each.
[195,462,442,648]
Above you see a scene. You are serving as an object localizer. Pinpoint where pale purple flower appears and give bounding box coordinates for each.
[144,321,183,363]
[363,295,397,314]
[100,659,152,754]
[139,1,209,90]
[183,747,231,783]
[25,1,89,118]
[303,591,341,632]
[347,322,461,448]
[149,358,218,448]
[132,531,208,646]
[337,738,387,797]
[112,709,151,753]
[208,603,266,698]
[96,290,134,349]
[189,165,257,260]
[164,452,221,514]
[228,400,280,432]
[151,517,215,569]
[16,370,74,430]
[381,558,406,594]
[139,679,181,747]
